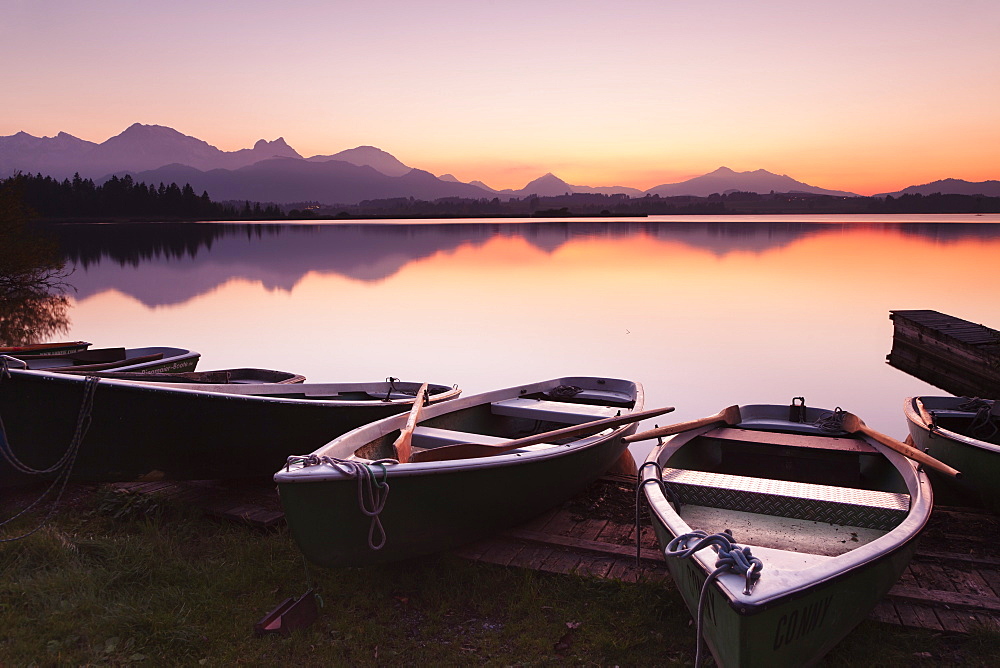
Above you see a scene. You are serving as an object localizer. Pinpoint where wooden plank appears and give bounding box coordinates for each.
[891,601,944,631]
[704,427,877,453]
[606,558,645,584]
[506,542,556,572]
[540,548,584,575]
[596,516,637,547]
[469,537,520,567]
[574,555,616,579]
[516,507,561,532]
[888,585,1000,613]
[935,607,978,634]
[975,567,1000,598]
[503,528,666,565]
[535,507,585,539]
[478,538,525,567]
[915,549,1000,568]
[955,568,997,600]
[868,600,902,625]
[567,517,610,542]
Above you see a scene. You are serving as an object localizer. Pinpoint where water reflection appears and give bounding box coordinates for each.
[0,186,72,346]
[50,218,1000,306]
[35,215,1000,456]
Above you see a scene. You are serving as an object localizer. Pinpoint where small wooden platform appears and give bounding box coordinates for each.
[106,474,1000,633]
[888,309,1000,399]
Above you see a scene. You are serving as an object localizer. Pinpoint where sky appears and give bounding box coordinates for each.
[3,0,999,195]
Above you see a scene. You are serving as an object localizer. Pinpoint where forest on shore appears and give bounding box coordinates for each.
[4,173,999,222]
[5,173,283,222]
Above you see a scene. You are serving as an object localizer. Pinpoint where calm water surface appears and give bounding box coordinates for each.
[48,214,1000,462]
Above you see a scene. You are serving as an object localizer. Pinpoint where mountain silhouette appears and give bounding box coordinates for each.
[0,123,302,179]
[646,167,858,197]
[2,123,995,204]
[876,178,1000,198]
[306,145,412,177]
[124,158,493,205]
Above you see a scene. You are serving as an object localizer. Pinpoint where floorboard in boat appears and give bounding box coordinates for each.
[96,475,999,633]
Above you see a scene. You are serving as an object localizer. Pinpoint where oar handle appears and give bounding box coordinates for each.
[624,405,742,443]
[859,423,961,478]
[410,405,675,463]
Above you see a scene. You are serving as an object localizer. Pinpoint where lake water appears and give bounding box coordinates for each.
[42,213,1000,462]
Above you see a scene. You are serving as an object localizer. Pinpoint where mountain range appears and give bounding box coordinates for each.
[2,123,997,205]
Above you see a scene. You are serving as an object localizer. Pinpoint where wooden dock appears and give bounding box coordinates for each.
[108,475,1000,634]
[888,309,1000,399]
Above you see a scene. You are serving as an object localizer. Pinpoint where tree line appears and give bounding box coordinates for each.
[307,191,1000,218]
[3,173,284,221]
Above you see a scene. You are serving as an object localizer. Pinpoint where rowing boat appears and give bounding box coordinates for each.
[276,377,655,568]
[60,367,307,384]
[10,346,200,373]
[635,401,932,667]
[0,366,460,484]
[0,341,91,357]
[904,396,999,512]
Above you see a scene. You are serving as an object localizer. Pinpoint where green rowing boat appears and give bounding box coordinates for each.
[904,396,999,512]
[276,377,653,567]
[634,401,932,667]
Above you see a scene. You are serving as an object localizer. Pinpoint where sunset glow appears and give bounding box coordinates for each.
[3,1,997,195]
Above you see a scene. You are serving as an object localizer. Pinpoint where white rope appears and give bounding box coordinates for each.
[285,455,399,550]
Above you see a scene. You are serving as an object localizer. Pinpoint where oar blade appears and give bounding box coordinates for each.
[624,405,742,443]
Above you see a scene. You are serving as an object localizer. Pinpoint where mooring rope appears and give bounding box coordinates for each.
[284,455,399,550]
[958,398,999,441]
[664,529,764,667]
[0,374,101,542]
[814,406,847,433]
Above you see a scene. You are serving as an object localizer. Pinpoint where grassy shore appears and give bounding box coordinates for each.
[1,485,997,666]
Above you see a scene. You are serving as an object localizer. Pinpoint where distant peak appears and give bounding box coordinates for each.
[253,137,291,149]
[119,123,182,137]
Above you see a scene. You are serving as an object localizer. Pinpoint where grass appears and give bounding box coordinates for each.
[1,485,997,666]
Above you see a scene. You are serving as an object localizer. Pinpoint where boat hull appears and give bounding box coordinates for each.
[11,346,200,374]
[276,377,643,567]
[641,403,931,667]
[649,509,917,666]
[904,397,1000,512]
[0,370,459,483]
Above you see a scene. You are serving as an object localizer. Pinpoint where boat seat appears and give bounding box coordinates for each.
[659,467,910,531]
[409,426,552,455]
[490,398,621,425]
[703,427,879,454]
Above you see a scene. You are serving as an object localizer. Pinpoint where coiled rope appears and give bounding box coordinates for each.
[814,406,847,433]
[958,398,998,441]
[664,529,764,667]
[284,455,399,550]
[0,371,101,542]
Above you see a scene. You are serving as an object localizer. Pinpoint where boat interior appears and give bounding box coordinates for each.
[922,404,1000,445]
[659,426,912,557]
[355,386,636,461]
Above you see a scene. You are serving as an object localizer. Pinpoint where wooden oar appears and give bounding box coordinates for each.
[410,405,676,464]
[914,399,935,428]
[392,383,428,464]
[623,405,742,443]
[839,411,960,478]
